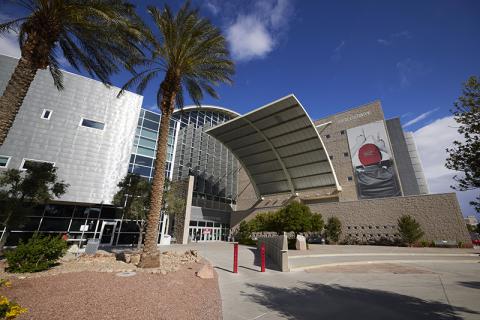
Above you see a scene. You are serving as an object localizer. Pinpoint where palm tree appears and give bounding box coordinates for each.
[120,2,234,268]
[0,0,148,145]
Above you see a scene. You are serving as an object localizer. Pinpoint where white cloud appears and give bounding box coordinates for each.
[331,40,346,62]
[396,58,428,87]
[225,0,293,62]
[0,32,20,58]
[402,108,439,128]
[204,1,220,15]
[226,16,273,61]
[377,30,412,46]
[412,116,478,215]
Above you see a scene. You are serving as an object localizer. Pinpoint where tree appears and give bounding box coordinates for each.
[0,162,68,250]
[277,202,316,237]
[113,174,151,249]
[120,2,234,267]
[325,217,342,244]
[164,179,188,242]
[446,76,480,212]
[397,215,424,246]
[0,0,148,145]
[311,214,325,233]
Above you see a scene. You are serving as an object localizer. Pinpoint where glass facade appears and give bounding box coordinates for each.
[171,109,238,210]
[129,109,178,180]
[1,204,168,247]
[129,108,239,210]
[128,107,239,241]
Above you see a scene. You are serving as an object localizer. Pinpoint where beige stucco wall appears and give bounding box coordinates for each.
[231,193,471,244]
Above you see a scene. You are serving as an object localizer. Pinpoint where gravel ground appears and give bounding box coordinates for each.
[0,254,222,319]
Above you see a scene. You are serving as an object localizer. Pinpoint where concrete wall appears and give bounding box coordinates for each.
[404,132,429,194]
[386,118,421,196]
[0,54,142,204]
[257,233,289,271]
[232,193,471,244]
[313,101,386,202]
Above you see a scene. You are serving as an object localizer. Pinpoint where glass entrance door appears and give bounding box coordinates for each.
[99,221,117,245]
[188,226,222,242]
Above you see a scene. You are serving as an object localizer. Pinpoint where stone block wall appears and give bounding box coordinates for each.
[232,193,471,244]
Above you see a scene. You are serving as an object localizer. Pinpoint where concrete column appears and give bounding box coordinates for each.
[181,175,195,244]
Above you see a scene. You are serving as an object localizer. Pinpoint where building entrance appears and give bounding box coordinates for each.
[188,226,223,242]
[99,221,117,245]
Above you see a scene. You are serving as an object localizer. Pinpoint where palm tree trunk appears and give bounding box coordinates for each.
[139,88,176,268]
[137,223,144,250]
[0,57,38,145]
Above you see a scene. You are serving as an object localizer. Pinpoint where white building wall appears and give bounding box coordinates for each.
[0,54,142,204]
[404,132,429,194]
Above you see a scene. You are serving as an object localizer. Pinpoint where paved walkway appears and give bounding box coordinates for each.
[161,243,480,320]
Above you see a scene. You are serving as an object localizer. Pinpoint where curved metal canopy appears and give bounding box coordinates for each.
[205,94,339,197]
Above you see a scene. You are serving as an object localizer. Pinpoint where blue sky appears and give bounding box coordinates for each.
[1,0,479,215]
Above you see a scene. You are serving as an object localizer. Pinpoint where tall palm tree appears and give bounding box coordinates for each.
[120,2,234,268]
[0,0,148,145]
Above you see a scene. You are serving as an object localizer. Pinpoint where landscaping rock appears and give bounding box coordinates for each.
[196,264,214,279]
[296,235,307,251]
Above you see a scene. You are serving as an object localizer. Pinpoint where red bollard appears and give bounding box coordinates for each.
[233,242,238,273]
[260,243,266,272]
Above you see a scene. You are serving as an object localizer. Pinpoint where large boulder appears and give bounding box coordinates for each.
[295,235,307,251]
[196,264,214,279]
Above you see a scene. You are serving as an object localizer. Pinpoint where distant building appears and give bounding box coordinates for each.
[465,216,478,226]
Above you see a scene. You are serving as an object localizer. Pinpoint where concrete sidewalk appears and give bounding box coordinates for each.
[160,243,480,320]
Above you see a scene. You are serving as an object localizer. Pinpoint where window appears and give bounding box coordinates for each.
[347,176,353,181]
[0,155,10,168]
[80,118,105,130]
[340,130,345,135]
[20,158,55,171]
[41,109,52,120]
[329,155,333,160]
[325,134,331,139]
[344,152,349,157]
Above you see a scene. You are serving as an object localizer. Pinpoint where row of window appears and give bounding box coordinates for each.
[347,225,396,230]
[39,108,105,130]
[324,129,346,139]
[329,152,349,160]
[0,157,54,170]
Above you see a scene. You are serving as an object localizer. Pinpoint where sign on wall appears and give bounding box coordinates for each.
[346,120,401,199]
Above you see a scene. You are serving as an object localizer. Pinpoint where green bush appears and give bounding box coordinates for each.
[397,215,424,246]
[5,234,68,273]
[325,217,342,243]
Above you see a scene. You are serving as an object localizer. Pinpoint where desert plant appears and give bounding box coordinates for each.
[119,2,234,267]
[5,234,68,273]
[325,217,342,244]
[397,215,424,246]
[0,0,149,145]
[0,279,27,319]
[0,162,68,251]
[234,221,257,245]
[113,173,151,249]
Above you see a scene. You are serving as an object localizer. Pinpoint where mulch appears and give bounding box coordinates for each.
[0,262,222,320]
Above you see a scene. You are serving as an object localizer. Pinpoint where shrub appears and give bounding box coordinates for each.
[236,221,257,245]
[420,240,429,247]
[397,215,424,246]
[0,279,27,319]
[325,217,342,243]
[5,234,68,273]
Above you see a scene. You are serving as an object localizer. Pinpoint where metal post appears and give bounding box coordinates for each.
[233,242,238,273]
[260,242,266,272]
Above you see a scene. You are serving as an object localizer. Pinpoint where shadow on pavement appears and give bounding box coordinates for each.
[457,281,480,289]
[244,282,479,320]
